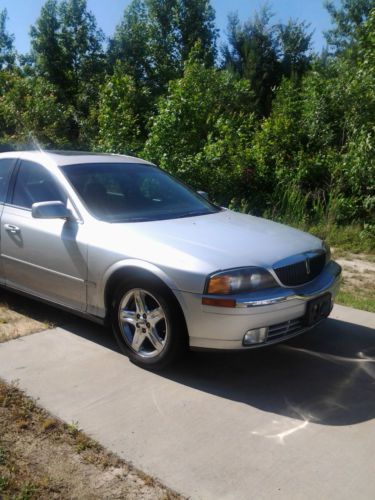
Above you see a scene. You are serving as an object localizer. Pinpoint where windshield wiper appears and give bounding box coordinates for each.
[109,209,218,223]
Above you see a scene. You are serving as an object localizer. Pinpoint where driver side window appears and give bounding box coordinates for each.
[12,160,67,209]
[0,158,15,203]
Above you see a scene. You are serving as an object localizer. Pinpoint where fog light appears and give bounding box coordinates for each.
[243,327,268,345]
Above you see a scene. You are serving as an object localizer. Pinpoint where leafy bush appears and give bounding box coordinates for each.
[247,10,375,225]
[95,63,149,155]
[144,60,256,205]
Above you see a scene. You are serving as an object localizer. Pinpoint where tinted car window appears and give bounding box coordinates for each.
[60,162,219,222]
[0,158,15,203]
[12,160,66,209]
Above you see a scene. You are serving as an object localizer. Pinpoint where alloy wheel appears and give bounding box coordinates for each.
[118,288,169,358]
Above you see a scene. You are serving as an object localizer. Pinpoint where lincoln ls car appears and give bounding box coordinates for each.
[0,151,341,369]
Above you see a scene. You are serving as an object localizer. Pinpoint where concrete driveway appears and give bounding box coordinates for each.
[0,304,374,499]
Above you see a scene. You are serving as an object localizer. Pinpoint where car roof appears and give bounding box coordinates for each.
[0,150,154,167]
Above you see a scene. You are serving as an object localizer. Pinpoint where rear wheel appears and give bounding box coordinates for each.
[111,277,187,370]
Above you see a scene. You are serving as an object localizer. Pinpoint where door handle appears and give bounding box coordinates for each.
[4,224,20,234]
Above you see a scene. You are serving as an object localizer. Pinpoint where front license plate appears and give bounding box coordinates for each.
[304,293,332,326]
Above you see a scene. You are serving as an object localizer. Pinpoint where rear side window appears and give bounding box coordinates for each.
[0,158,15,203]
[12,160,67,209]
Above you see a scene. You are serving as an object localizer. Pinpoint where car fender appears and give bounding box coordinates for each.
[94,258,187,318]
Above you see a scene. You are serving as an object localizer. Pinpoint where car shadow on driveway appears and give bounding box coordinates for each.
[161,318,375,427]
[2,288,374,427]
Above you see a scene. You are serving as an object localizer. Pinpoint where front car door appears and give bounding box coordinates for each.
[0,157,17,285]
[0,159,87,311]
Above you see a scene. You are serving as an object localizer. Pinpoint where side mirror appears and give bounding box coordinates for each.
[197,190,209,200]
[32,201,72,220]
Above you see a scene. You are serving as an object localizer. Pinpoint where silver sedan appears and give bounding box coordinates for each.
[0,151,341,369]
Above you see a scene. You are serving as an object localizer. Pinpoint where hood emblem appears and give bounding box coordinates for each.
[305,256,311,275]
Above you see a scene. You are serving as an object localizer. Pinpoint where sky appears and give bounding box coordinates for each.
[1,0,333,55]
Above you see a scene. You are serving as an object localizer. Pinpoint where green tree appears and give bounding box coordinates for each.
[0,72,72,149]
[222,7,280,117]
[31,0,104,93]
[30,0,68,90]
[108,0,217,96]
[29,0,105,146]
[223,9,313,115]
[107,0,151,87]
[276,19,313,78]
[58,0,105,91]
[172,0,217,65]
[324,0,375,52]
[0,9,16,70]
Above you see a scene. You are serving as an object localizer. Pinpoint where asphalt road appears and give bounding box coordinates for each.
[0,304,374,499]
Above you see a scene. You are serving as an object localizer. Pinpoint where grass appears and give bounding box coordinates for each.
[274,221,375,255]
[308,223,375,254]
[336,290,375,313]
[0,380,181,499]
[263,186,375,254]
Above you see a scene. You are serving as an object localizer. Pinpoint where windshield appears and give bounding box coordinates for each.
[60,162,220,222]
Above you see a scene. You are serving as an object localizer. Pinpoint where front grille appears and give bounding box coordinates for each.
[274,253,326,286]
[267,317,305,341]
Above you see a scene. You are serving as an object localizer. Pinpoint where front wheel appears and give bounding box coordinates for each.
[111,278,188,370]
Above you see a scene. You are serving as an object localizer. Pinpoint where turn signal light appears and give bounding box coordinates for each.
[206,275,231,294]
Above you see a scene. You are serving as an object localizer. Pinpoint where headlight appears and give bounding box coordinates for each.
[205,267,278,295]
[322,241,331,263]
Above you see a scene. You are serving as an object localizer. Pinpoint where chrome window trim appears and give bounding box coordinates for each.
[3,203,32,212]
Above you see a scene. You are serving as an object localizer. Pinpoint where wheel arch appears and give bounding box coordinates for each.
[102,260,188,328]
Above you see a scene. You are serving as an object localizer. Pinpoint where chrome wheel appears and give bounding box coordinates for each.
[118,288,169,358]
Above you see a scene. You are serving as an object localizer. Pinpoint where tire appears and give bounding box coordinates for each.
[110,275,188,370]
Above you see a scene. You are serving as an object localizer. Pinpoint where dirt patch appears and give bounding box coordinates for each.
[0,380,182,499]
[333,251,375,312]
[0,289,82,343]
[335,254,375,294]
[0,302,49,343]
[332,248,375,263]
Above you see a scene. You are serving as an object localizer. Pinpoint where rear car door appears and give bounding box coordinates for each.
[0,159,87,311]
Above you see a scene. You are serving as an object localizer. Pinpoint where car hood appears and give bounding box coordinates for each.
[97,209,323,292]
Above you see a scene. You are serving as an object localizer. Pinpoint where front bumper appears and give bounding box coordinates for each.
[175,261,342,350]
